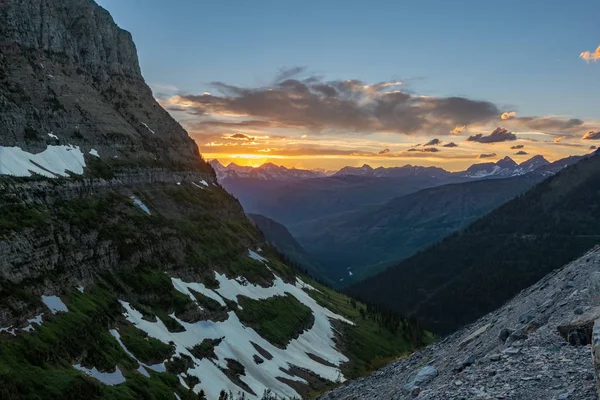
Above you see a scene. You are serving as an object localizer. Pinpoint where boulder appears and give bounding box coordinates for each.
[404,366,438,393]
[557,306,600,346]
[498,328,514,343]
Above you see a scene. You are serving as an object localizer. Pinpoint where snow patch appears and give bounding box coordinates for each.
[191,182,205,190]
[0,145,86,177]
[141,122,156,134]
[22,313,44,332]
[172,278,227,307]
[47,132,59,140]
[125,272,353,399]
[73,364,126,386]
[41,295,68,314]
[89,149,100,158]
[248,249,267,264]
[130,196,151,215]
[200,180,209,187]
[0,326,16,336]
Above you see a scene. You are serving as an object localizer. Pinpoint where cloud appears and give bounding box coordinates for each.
[169,70,503,136]
[553,136,565,143]
[228,133,255,140]
[467,127,517,143]
[501,111,516,120]
[510,144,524,149]
[507,117,586,135]
[515,150,528,155]
[407,147,440,153]
[450,125,466,134]
[580,46,600,62]
[424,138,441,146]
[443,142,458,147]
[378,148,390,155]
[478,153,497,159]
[582,131,600,140]
[590,145,597,150]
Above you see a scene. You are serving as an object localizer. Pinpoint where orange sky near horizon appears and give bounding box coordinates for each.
[191,129,597,172]
[156,72,600,172]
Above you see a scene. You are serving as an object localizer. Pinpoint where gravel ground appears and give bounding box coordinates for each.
[319,247,600,400]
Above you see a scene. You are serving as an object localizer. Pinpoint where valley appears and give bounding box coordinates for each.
[1,0,600,399]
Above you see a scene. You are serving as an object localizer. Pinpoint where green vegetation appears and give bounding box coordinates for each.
[191,290,226,312]
[0,287,195,400]
[118,324,174,364]
[348,152,600,334]
[0,177,430,398]
[306,281,432,379]
[189,338,222,360]
[236,294,314,348]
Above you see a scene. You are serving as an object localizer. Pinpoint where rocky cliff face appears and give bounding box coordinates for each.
[0,0,209,171]
[0,2,426,399]
[0,0,140,76]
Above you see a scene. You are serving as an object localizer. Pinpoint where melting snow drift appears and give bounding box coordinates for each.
[131,196,151,215]
[73,364,126,386]
[0,145,86,177]
[121,272,352,399]
[41,295,68,314]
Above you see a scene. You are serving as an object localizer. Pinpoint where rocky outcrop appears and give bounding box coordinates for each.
[319,247,600,400]
[593,320,600,398]
[0,0,140,76]
[0,0,210,171]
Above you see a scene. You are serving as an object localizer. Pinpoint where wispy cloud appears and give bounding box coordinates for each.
[515,150,528,155]
[478,153,497,159]
[424,138,441,146]
[450,125,466,134]
[407,147,440,153]
[467,127,517,143]
[443,142,458,148]
[511,144,524,149]
[582,131,600,140]
[580,46,600,62]
[501,111,516,120]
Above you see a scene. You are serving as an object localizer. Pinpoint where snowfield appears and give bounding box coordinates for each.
[0,145,86,177]
[121,270,353,399]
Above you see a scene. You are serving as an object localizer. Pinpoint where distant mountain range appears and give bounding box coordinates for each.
[213,154,586,286]
[211,154,579,183]
[347,149,600,334]
[211,160,325,180]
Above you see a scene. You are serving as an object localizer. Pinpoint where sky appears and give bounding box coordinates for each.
[98,0,600,171]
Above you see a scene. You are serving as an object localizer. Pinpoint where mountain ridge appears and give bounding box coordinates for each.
[347,150,600,334]
[0,1,427,399]
[212,154,584,182]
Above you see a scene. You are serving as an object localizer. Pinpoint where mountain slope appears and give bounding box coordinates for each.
[298,174,545,285]
[348,150,600,334]
[0,1,427,399]
[321,247,600,399]
[247,214,333,286]
[218,174,466,230]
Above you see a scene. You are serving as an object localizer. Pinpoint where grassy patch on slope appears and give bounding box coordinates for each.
[236,294,314,348]
[305,280,432,379]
